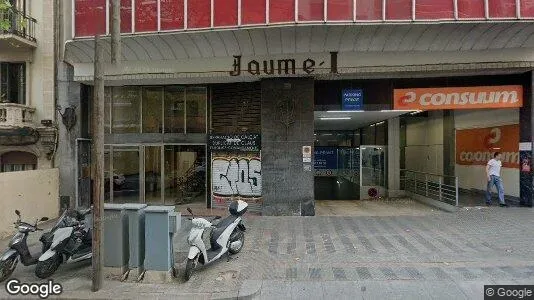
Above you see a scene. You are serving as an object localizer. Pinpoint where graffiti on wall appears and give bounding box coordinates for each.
[211,155,262,205]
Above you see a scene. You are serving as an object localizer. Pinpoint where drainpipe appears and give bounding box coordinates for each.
[75,138,91,210]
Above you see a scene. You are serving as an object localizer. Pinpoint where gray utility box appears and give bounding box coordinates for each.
[144,206,180,272]
[123,203,147,273]
[103,204,128,270]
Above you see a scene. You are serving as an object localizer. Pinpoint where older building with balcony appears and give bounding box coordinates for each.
[0,0,57,172]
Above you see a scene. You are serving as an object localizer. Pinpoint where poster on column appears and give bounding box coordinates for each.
[211,153,262,211]
[455,124,519,169]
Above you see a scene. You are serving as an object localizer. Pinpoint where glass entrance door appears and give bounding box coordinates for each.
[360,146,387,199]
[164,145,206,205]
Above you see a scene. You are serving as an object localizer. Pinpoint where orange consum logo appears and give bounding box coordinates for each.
[393,85,523,110]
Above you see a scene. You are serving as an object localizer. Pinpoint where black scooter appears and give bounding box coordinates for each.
[0,210,50,282]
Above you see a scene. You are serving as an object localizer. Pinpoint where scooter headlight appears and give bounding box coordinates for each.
[8,232,24,247]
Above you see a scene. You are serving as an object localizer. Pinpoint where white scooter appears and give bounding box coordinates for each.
[184,200,248,281]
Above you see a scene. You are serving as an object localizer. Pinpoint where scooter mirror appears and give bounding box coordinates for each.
[40,217,49,222]
[187,207,193,215]
[214,216,221,220]
[15,210,20,216]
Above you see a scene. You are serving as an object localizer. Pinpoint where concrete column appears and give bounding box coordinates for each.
[519,72,533,207]
[260,78,315,216]
[55,62,82,208]
[388,117,403,197]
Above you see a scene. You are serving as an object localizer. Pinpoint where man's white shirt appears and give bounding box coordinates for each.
[487,159,502,177]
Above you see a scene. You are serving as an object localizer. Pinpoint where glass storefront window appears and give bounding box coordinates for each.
[107,85,207,135]
[186,87,207,134]
[142,87,163,133]
[112,86,141,133]
[164,86,185,133]
[104,87,111,134]
[145,146,162,204]
[164,145,206,205]
[112,146,140,203]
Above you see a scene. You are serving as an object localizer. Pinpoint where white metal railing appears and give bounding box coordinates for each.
[0,103,36,128]
[400,169,459,206]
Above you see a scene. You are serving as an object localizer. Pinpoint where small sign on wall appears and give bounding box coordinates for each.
[342,89,363,111]
[519,142,532,151]
[302,146,312,157]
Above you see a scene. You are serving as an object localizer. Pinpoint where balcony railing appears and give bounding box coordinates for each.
[1,9,36,42]
[0,103,36,128]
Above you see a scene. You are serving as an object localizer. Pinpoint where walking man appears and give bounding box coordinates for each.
[486,152,508,207]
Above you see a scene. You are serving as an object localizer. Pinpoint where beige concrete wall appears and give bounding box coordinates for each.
[0,169,59,238]
[405,111,444,175]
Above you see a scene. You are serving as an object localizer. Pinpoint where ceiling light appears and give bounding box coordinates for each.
[380,110,418,112]
[326,110,364,113]
[320,117,351,120]
[376,121,385,125]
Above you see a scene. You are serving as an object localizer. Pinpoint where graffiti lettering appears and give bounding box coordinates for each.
[212,157,262,197]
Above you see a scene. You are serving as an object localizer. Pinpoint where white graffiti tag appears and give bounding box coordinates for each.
[212,157,262,197]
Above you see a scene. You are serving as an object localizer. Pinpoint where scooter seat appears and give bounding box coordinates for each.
[210,215,237,250]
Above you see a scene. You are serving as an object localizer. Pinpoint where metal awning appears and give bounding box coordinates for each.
[63,23,534,84]
[65,23,534,63]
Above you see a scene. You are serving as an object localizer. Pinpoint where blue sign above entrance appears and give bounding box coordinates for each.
[342,89,363,110]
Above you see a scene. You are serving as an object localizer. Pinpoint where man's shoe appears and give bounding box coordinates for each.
[499,203,509,207]
[486,202,491,206]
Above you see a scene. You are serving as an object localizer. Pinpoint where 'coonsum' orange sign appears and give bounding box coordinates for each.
[456,125,519,169]
[394,85,523,110]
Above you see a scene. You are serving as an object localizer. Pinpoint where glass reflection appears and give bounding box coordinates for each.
[112,86,141,133]
[112,146,140,203]
[186,87,207,133]
[142,87,163,133]
[164,86,185,133]
[164,145,206,205]
[145,146,162,204]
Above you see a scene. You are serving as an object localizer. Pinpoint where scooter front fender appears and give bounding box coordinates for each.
[0,249,17,262]
[38,249,56,262]
[188,246,201,260]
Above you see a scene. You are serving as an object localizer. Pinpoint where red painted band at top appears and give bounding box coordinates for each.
[74,0,534,37]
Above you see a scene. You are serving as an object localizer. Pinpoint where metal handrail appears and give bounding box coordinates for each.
[0,9,37,42]
[400,169,459,207]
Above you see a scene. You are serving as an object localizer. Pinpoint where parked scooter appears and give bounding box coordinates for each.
[0,210,50,282]
[184,200,248,281]
[35,208,92,279]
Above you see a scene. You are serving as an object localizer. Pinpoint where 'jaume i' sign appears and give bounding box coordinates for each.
[209,134,261,152]
[229,52,338,76]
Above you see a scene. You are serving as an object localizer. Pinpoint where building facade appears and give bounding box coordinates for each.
[59,0,534,215]
[0,0,60,236]
[0,0,56,172]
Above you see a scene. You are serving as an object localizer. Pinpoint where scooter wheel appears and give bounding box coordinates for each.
[0,256,18,283]
[35,254,61,279]
[228,229,244,254]
[184,258,196,281]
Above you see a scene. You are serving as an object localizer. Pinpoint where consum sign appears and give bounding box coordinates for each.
[393,85,523,110]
